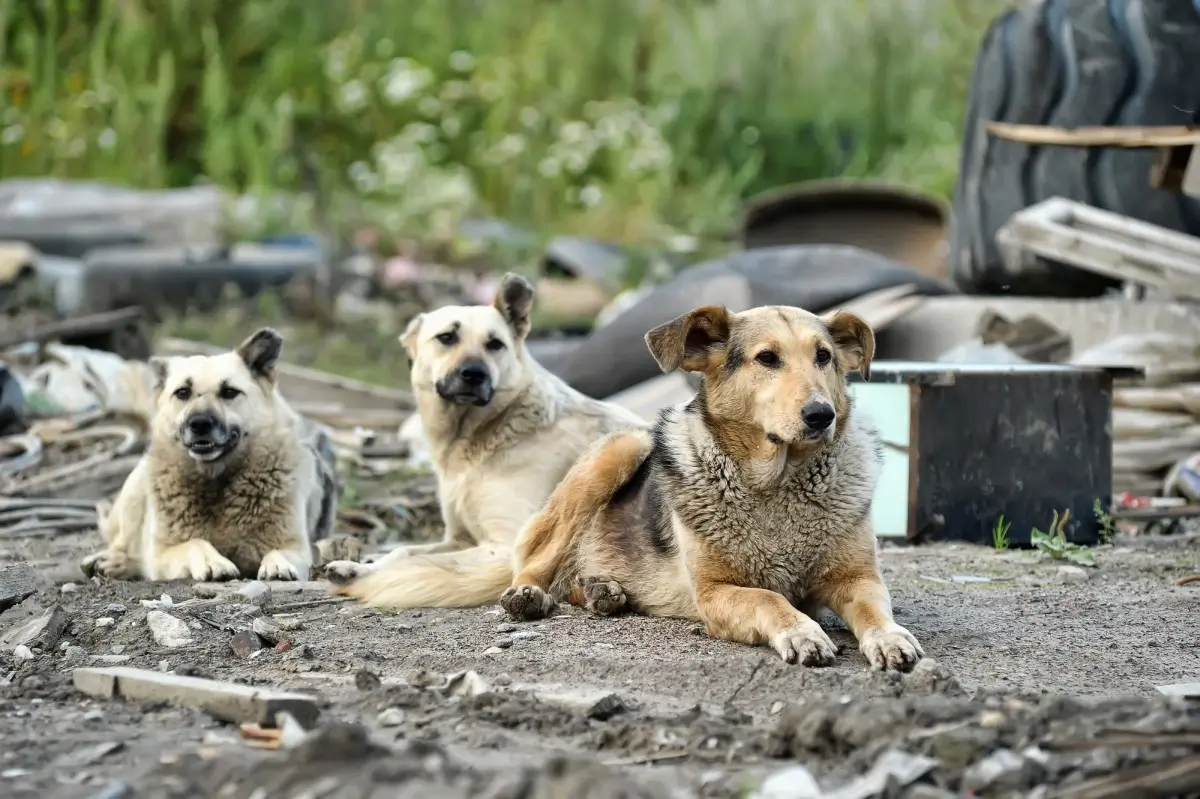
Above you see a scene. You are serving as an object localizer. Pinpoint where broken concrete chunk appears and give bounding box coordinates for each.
[235,581,272,606]
[251,616,287,645]
[146,611,193,648]
[72,666,320,728]
[377,707,407,727]
[0,562,39,614]
[1155,682,1200,700]
[444,670,489,698]
[824,748,938,799]
[533,687,625,720]
[962,748,1043,793]
[2,604,69,652]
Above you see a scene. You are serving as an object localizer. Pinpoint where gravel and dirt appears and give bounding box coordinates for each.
[2,524,1198,798]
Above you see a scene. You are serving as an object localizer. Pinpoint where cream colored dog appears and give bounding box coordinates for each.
[81,328,336,582]
[325,273,645,608]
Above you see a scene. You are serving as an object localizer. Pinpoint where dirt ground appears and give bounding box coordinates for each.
[2,524,1198,798]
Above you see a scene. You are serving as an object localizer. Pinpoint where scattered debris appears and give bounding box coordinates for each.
[824,748,938,799]
[1155,682,1200,700]
[377,707,407,727]
[444,669,490,699]
[750,764,823,799]
[533,687,626,720]
[229,630,265,659]
[235,581,272,607]
[72,666,320,728]
[1,604,68,652]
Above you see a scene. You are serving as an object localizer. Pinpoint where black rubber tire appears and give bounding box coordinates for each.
[951,0,1200,297]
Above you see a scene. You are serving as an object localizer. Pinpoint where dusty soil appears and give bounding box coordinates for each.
[1,528,1198,798]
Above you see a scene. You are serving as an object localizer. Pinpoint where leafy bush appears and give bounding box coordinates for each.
[0,0,1008,244]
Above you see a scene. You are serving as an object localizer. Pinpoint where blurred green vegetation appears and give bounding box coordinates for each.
[1,0,1008,249]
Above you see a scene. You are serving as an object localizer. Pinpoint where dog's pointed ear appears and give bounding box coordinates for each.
[493,272,534,339]
[399,313,424,358]
[824,310,875,382]
[644,305,732,373]
[236,327,284,383]
[148,356,170,394]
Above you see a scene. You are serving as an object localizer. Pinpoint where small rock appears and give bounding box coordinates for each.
[63,645,87,662]
[492,636,513,649]
[146,611,194,648]
[60,582,80,594]
[83,709,105,722]
[235,581,272,606]
[110,645,125,654]
[229,630,265,658]
[509,630,543,641]
[159,660,171,672]
[492,673,513,687]
[159,594,174,607]
[963,748,1043,793]
[272,615,305,632]
[978,710,1006,728]
[445,670,490,698]
[750,765,822,799]
[89,655,131,664]
[87,782,133,799]
[1,768,30,779]
[273,641,292,653]
[284,643,312,661]
[769,701,785,715]
[904,786,957,799]
[251,616,287,644]
[407,668,443,688]
[12,645,34,663]
[1056,565,1090,582]
[355,669,383,691]
[95,617,115,629]
[104,603,127,617]
[377,707,407,727]
[904,658,964,696]
[483,646,505,655]
[0,562,39,613]
[495,622,517,633]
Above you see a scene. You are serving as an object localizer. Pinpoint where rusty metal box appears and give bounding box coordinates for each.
[848,361,1114,546]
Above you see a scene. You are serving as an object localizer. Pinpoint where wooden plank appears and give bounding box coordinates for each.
[0,306,144,350]
[73,666,320,728]
[986,122,1200,147]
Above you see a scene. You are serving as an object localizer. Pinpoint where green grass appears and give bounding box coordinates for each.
[1,0,1009,250]
[991,514,1011,550]
[1031,509,1096,568]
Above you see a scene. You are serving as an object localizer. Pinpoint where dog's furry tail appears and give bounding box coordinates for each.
[333,546,512,609]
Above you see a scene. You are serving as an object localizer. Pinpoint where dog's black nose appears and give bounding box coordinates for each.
[457,362,489,386]
[802,401,836,431]
[187,415,215,436]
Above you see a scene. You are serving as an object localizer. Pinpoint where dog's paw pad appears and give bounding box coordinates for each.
[194,553,241,582]
[500,584,556,620]
[771,621,838,667]
[324,560,370,585]
[860,625,924,672]
[579,576,627,616]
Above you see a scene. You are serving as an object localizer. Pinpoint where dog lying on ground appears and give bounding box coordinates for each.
[81,328,337,581]
[497,303,925,671]
[325,272,645,608]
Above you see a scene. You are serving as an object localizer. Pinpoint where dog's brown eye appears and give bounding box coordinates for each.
[755,350,781,368]
[435,331,458,346]
[172,387,191,401]
[218,386,242,401]
[485,338,506,352]
[815,348,832,366]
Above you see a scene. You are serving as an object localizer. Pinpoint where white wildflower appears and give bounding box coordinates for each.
[537,157,561,178]
[449,50,475,72]
[579,184,603,208]
[519,107,541,129]
[417,96,441,117]
[97,128,117,150]
[337,80,368,113]
[441,116,462,138]
[2,125,25,146]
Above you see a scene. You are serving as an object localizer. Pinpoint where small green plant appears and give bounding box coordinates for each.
[990,514,1011,550]
[1093,498,1116,545]
[1031,509,1095,567]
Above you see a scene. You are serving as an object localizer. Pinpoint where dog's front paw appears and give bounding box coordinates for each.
[323,559,376,585]
[81,550,127,579]
[859,624,924,672]
[500,584,556,620]
[579,575,627,616]
[257,550,301,581]
[770,620,838,666]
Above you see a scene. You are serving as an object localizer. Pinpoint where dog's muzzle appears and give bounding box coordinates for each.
[435,359,494,406]
[180,412,241,462]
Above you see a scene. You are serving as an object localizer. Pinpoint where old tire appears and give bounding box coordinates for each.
[951,0,1200,297]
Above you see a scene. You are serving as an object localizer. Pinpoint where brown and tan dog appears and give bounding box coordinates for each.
[497,304,925,670]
